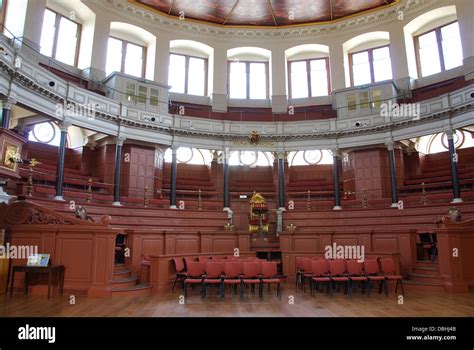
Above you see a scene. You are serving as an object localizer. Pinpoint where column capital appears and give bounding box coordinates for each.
[445,129,455,140]
[116,135,126,146]
[2,98,16,110]
[330,148,341,158]
[274,151,287,161]
[58,120,71,132]
[385,140,394,151]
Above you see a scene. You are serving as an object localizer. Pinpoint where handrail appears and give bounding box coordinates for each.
[3,24,472,117]
[18,166,113,187]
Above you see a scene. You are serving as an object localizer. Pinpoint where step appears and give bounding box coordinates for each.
[406,273,443,284]
[412,266,440,276]
[111,283,152,297]
[113,269,131,279]
[402,279,446,293]
[112,276,138,288]
[113,264,128,273]
[413,260,439,268]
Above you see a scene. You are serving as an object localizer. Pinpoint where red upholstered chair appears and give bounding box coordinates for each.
[242,262,262,299]
[222,262,243,298]
[329,259,349,296]
[380,258,404,296]
[301,258,313,292]
[172,257,187,291]
[310,260,332,296]
[184,261,204,300]
[202,262,224,298]
[295,257,305,289]
[261,262,281,300]
[346,260,368,296]
[184,256,196,269]
[364,258,386,297]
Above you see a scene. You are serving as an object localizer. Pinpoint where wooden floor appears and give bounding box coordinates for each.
[1,283,474,317]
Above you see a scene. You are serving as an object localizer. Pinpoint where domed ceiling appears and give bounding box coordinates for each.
[132,0,399,27]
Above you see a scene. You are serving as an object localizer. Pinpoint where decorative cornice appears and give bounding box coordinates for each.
[87,0,440,41]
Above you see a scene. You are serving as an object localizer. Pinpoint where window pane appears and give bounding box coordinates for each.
[124,43,143,77]
[138,85,147,104]
[40,9,56,57]
[359,91,369,109]
[418,31,441,77]
[125,82,136,102]
[150,88,159,106]
[249,62,266,99]
[106,38,123,76]
[352,51,371,86]
[290,61,308,98]
[55,17,78,66]
[372,89,382,108]
[187,57,206,96]
[372,47,392,82]
[310,59,329,96]
[169,54,186,93]
[441,22,463,70]
[347,94,357,111]
[229,62,247,99]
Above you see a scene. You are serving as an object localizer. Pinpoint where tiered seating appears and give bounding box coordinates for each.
[17,162,114,203]
[230,166,275,198]
[284,202,474,234]
[28,198,228,232]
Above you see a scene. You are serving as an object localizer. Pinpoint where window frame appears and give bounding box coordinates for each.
[227,60,269,100]
[109,36,147,78]
[287,57,331,99]
[168,52,208,96]
[0,0,7,27]
[42,7,82,67]
[349,44,391,87]
[414,20,460,78]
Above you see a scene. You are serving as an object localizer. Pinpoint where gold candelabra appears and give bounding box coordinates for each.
[86,178,92,203]
[421,182,427,205]
[306,190,311,210]
[362,188,368,208]
[144,186,149,208]
[26,166,33,197]
[197,189,202,210]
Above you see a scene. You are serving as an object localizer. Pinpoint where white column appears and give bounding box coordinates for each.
[329,41,345,91]
[211,45,228,112]
[388,23,410,80]
[22,0,47,51]
[456,0,474,80]
[270,47,287,113]
[153,35,171,85]
[88,17,111,80]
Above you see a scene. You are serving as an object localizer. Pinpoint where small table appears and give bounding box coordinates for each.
[9,265,65,298]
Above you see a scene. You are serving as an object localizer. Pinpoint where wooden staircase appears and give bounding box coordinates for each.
[111,264,152,297]
[403,260,445,292]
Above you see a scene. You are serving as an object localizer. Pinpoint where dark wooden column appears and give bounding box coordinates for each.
[332,150,341,210]
[170,147,177,208]
[447,130,462,203]
[112,136,125,206]
[387,142,399,208]
[53,121,70,201]
[277,152,286,209]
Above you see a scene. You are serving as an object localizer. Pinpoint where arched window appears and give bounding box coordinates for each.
[228,151,273,167]
[163,147,212,165]
[168,40,213,96]
[417,129,474,154]
[227,47,270,100]
[288,150,333,166]
[286,44,331,98]
[403,6,462,79]
[343,32,392,87]
[40,8,81,66]
[106,22,156,79]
